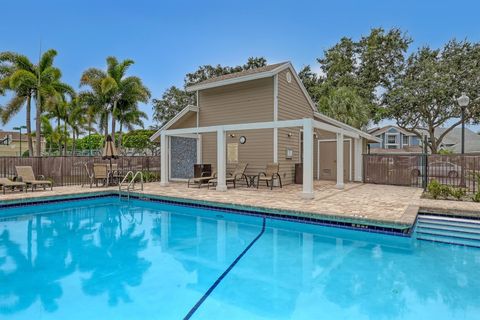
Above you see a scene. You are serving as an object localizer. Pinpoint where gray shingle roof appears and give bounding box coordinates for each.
[187,62,288,88]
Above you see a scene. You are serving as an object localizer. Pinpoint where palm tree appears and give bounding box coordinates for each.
[67,97,89,155]
[0,52,37,155]
[80,57,150,145]
[115,100,147,148]
[0,50,72,156]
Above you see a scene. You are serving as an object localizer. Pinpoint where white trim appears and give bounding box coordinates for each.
[385,133,400,147]
[336,132,344,189]
[273,74,278,163]
[161,119,360,139]
[354,138,363,182]
[150,105,199,141]
[185,63,290,92]
[314,112,381,143]
[301,119,314,199]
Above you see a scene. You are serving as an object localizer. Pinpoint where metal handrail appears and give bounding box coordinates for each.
[119,171,143,200]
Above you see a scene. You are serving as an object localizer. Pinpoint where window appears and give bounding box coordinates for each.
[386,134,397,144]
[227,143,238,163]
[402,135,409,146]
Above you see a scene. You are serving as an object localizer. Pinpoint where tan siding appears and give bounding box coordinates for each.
[198,78,274,179]
[168,112,197,129]
[199,77,274,126]
[202,129,274,178]
[276,68,315,184]
[277,69,314,121]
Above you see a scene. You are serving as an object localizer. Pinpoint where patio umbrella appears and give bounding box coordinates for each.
[102,135,119,172]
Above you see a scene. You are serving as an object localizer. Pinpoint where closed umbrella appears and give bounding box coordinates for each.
[102,135,119,182]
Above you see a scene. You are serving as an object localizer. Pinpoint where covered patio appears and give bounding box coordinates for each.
[159,118,366,199]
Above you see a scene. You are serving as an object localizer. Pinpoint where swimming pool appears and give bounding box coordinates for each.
[1,196,479,319]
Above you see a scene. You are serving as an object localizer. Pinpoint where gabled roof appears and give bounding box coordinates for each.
[186,62,291,92]
[150,105,198,141]
[369,125,418,137]
[152,61,379,143]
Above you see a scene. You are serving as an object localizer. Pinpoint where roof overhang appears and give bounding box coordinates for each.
[150,105,198,141]
[314,112,382,143]
[185,63,291,92]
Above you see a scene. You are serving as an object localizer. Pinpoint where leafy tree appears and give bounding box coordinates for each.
[153,57,267,126]
[318,87,370,128]
[152,86,195,125]
[76,134,104,152]
[122,129,157,155]
[385,40,480,153]
[301,28,411,125]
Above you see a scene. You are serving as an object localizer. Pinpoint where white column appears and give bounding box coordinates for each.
[302,119,314,199]
[196,134,202,164]
[354,138,363,182]
[160,132,168,186]
[336,131,344,189]
[216,128,227,191]
[273,74,278,163]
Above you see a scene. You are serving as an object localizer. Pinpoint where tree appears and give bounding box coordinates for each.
[318,87,370,128]
[153,57,267,126]
[385,40,480,153]
[114,100,147,148]
[152,86,195,125]
[0,52,38,155]
[80,57,150,144]
[122,129,157,155]
[301,28,411,124]
[0,50,72,156]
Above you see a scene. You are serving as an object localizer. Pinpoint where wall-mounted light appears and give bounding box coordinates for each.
[314,133,318,139]
[287,132,293,138]
[229,133,236,138]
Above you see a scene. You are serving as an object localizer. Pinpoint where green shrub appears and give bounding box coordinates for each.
[472,191,480,202]
[449,187,466,200]
[427,180,450,199]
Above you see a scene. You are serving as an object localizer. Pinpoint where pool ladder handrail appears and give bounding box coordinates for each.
[119,171,144,200]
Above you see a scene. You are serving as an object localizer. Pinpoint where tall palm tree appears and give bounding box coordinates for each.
[80,57,150,145]
[0,52,37,155]
[67,97,89,155]
[0,50,72,156]
[114,100,147,148]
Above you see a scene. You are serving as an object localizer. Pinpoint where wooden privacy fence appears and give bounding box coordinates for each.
[363,154,480,193]
[0,156,160,186]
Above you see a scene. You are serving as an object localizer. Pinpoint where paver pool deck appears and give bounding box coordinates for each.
[1,181,479,229]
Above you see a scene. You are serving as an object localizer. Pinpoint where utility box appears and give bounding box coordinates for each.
[295,163,303,184]
[194,164,211,178]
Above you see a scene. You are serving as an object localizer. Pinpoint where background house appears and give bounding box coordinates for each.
[368,126,422,153]
[0,130,46,156]
[368,125,480,154]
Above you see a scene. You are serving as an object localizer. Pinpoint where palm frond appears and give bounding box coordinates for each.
[38,49,58,72]
[1,95,26,124]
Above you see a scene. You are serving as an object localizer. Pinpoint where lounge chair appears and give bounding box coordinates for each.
[15,166,53,191]
[208,163,249,189]
[188,171,217,188]
[257,163,282,190]
[0,177,27,194]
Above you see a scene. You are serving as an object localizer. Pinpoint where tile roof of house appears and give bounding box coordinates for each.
[187,62,289,87]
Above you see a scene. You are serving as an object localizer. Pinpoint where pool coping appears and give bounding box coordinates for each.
[0,190,413,236]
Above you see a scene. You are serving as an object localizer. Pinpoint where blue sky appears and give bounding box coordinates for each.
[1,0,479,132]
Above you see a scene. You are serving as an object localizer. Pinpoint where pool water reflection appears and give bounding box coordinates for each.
[0,197,479,320]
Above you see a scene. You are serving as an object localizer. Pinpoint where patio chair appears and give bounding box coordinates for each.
[15,166,53,192]
[92,164,109,187]
[208,163,249,189]
[257,163,282,190]
[0,177,27,194]
[188,171,217,188]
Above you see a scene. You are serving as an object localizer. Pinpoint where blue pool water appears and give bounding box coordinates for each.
[0,197,479,320]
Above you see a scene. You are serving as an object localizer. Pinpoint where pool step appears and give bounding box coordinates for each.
[415,215,480,248]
